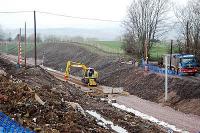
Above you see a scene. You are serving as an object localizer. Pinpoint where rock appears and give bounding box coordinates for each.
[67,102,86,117]
[0,70,6,76]
[32,118,37,123]
[0,94,8,102]
[35,93,45,105]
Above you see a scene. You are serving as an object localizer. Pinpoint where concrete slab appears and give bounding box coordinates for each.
[100,86,123,94]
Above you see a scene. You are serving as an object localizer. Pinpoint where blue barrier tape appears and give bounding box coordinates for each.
[141,64,177,76]
[0,112,34,133]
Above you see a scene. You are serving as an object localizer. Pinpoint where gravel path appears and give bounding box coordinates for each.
[110,95,200,133]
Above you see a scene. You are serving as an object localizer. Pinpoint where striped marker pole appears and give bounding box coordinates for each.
[19,43,22,65]
[18,28,22,66]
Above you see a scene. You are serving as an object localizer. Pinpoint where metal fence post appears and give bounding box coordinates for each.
[165,56,168,101]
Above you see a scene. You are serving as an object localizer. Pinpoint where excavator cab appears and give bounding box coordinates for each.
[65,61,98,86]
[83,67,98,86]
[84,67,94,77]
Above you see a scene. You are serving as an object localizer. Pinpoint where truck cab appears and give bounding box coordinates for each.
[177,54,198,75]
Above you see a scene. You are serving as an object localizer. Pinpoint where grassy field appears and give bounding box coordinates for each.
[0,42,42,55]
[150,42,179,61]
[0,41,124,57]
[97,41,123,49]
[0,41,178,61]
[89,41,179,61]
[85,41,124,54]
[150,43,169,60]
[90,41,175,60]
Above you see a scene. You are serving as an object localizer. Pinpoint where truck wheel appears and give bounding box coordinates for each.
[178,72,184,76]
[192,73,197,76]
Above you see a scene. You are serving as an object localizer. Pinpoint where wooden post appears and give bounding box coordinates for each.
[34,10,37,66]
[186,21,190,53]
[169,40,173,70]
[18,28,22,66]
[24,22,27,67]
[144,40,148,64]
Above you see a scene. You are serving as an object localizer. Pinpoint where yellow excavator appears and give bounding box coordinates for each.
[64,61,98,86]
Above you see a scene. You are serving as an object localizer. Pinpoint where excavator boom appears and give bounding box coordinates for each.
[65,61,98,86]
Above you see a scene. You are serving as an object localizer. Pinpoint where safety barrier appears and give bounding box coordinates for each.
[0,112,34,133]
[141,64,177,76]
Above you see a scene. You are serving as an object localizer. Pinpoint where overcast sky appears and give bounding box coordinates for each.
[0,0,132,29]
[0,0,188,30]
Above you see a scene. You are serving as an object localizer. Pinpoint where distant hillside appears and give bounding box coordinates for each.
[5,27,122,41]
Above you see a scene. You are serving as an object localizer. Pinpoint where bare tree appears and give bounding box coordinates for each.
[175,0,200,58]
[123,0,170,59]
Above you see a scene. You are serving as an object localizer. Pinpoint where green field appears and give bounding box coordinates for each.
[150,43,169,60]
[91,41,180,61]
[0,41,178,61]
[82,41,176,60]
[0,42,42,55]
[85,41,124,54]
[97,41,123,49]
[92,41,175,60]
[150,42,179,61]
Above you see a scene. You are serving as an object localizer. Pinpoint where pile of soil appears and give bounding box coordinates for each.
[0,62,109,132]
[100,67,200,116]
[0,58,165,133]
[0,75,109,132]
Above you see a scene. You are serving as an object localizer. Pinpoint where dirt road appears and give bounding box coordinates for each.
[110,95,200,133]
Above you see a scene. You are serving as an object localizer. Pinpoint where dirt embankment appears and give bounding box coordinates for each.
[28,42,200,116]
[28,42,132,77]
[0,59,109,133]
[100,68,200,116]
[28,43,116,71]
[0,58,165,133]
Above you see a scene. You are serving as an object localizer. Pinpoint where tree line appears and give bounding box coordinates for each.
[122,0,200,61]
[0,27,98,44]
